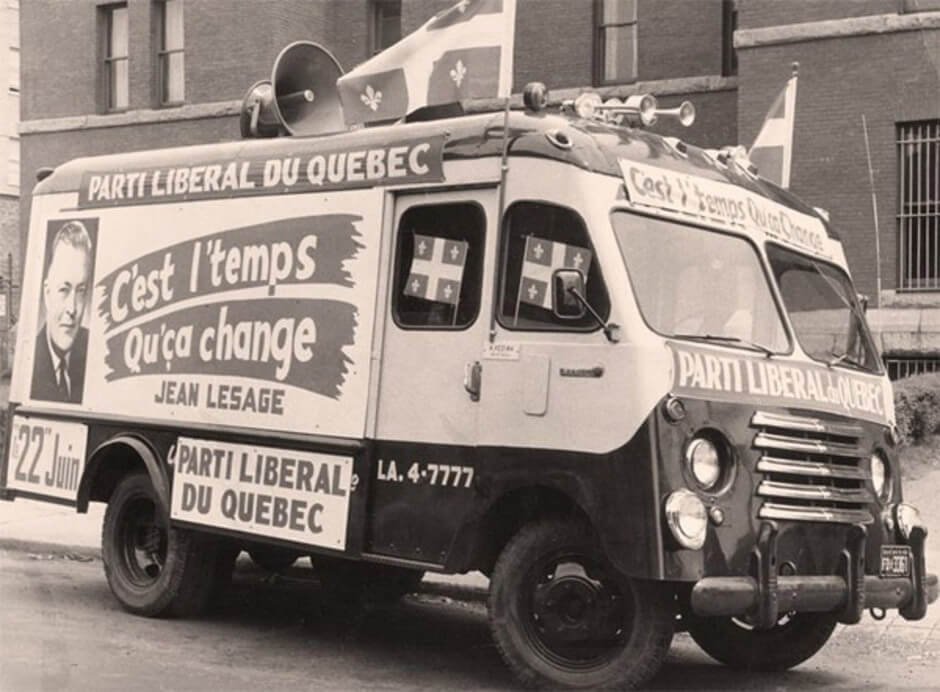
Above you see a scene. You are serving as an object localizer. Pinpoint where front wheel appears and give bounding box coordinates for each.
[488,519,674,689]
[102,472,217,617]
[686,611,838,671]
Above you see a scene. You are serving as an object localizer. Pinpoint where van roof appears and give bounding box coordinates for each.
[36,108,831,236]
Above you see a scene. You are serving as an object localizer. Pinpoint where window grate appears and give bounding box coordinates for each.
[897,120,940,291]
[884,355,940,381]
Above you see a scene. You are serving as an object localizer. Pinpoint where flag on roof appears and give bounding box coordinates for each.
[748,63,798,189]
[337,0,516,126]
[518,236,592,311]
[404,234,469,306]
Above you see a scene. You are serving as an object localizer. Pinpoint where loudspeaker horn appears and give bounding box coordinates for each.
[239,80,281,138]
[272,41,345,137]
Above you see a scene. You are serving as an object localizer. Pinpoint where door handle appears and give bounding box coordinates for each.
[464,361,482,402]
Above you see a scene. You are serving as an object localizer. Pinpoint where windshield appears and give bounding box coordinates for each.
[612,212,789,354]
[766,244,881,373]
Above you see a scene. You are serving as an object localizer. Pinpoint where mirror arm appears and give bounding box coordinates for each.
[569,288,620,343]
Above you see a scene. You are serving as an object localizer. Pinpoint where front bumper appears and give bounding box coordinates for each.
[690,518,938,628]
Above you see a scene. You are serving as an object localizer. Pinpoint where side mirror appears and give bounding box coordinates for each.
[553,269,586,319]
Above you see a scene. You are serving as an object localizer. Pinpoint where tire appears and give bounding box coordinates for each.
[488,519,674,689]
[686,611,838,671]
[313,555,425,606]
[102,472,217,618]
[247,545,301,572]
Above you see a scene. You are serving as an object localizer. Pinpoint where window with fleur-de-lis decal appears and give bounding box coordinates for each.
[394,202,485,329]
[499,202,610,331]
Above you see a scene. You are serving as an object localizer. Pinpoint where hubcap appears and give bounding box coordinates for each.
[119,496,167,586]
[525,557,628,668]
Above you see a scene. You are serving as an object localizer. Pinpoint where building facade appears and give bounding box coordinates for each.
[14,0,940,377]
[1,0,18,371]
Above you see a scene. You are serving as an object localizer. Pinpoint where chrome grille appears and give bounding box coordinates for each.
[751,411,874,524]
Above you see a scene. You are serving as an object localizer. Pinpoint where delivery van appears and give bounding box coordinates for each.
[2,41,937,690]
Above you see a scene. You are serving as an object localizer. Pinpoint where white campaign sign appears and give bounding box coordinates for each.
[15,189,381,439]
[170,437,353,550]
[619,159,834,259]
[6,416,88,501]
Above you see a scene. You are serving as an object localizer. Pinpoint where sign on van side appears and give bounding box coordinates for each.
[78,136,445,207]
[20,189,381,438]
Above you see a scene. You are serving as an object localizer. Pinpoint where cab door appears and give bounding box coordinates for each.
[368,187,496,564]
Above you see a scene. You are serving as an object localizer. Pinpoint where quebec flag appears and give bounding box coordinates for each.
[337,0,517,126]
[518,236,592,311]
[749,65,798,189]
[404,234,469,306]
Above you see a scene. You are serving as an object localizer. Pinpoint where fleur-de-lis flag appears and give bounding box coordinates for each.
[404,234,469,306]
[518,236,592,310]
[337,0,517,126]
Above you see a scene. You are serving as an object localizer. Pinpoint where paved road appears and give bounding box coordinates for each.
[2,548,938,691]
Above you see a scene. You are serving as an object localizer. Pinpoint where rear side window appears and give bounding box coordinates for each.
[392,202,484,329]
[498,201,609,330]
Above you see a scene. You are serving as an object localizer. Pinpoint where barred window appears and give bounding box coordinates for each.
[594,0,637,85]
[884,355,940,381]
[898,121,940,290]
[158,0,185,105]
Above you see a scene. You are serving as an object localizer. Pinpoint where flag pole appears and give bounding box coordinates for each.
[861,114,882,309]
[491,95,513,339]
[513,235,528,327]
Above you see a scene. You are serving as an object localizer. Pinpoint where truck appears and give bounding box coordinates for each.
[2,41,937,689]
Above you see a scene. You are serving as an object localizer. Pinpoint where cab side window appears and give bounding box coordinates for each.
[393,202,484,329]
[498,201,610,330]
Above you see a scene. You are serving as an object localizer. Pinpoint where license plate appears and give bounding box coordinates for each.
[880,545,912,578]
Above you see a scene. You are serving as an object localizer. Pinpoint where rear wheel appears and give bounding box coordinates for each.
[686,611,838,671]
[102,472,217,617]
[488,519,674,689]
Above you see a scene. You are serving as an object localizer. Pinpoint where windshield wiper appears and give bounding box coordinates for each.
[671,333,774,357]
[826,351,866,370]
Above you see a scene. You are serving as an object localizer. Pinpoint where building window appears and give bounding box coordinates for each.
[594,0,637,85]
[103,4,129,111]
[898,121,940,291]
[7,136,18,188]
[721,0,737,77]
[8,46,18,93]
[158,0,184,104]
[901,0,940,12]
[884,355,940,380]
[393,202,484,330]
[370,0,401,55]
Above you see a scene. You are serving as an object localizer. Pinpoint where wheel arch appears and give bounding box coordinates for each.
[452,482,594,575]
[77,434,170,516]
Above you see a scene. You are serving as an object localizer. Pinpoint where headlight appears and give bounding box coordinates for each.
[664,489,708,550]
[686,438,721,490]
[870,453,888,501]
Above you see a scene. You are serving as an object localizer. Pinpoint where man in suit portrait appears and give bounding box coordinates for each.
[31,220,94,404]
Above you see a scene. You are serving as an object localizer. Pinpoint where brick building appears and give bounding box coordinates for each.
[0,0,18,372]
[13,0,940,377]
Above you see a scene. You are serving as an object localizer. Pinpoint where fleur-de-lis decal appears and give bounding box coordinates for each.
[450,60,467,88]
[361,85,382,112]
